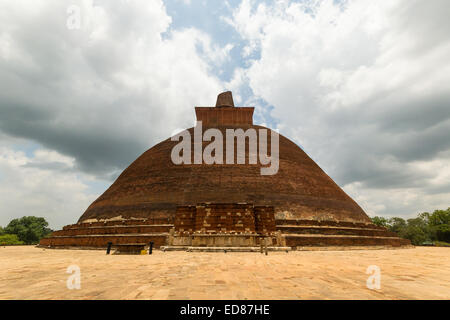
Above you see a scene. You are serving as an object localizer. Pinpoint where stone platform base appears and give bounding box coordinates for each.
[283,234,411,247]
[295,245,415,251]
[39,216,412,250]
[169,233,278,247]
[161,246,292,252]
[39,234,168,248]
[39,218,172,249]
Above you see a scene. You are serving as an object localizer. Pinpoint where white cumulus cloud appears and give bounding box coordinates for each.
[228,0,450,217]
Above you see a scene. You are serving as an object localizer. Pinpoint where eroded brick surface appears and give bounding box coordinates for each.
[173,203,276,236]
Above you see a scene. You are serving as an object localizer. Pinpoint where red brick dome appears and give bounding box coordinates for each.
[79,98,371,224]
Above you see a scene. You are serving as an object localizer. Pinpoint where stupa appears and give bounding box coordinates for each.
[40,92,410,250]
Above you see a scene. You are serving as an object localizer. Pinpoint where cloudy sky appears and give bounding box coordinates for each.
[1,0,449,229]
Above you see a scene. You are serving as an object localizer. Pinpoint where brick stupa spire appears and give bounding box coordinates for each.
[196,91,254,126]
[215,91,235,107]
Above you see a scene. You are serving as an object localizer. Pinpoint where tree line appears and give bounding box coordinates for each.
[0,216,53,245]
[371,207,450,246]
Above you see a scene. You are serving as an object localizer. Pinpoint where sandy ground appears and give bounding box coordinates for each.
[0,246,449,300]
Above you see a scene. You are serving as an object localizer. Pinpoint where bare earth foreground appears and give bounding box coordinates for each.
[0,246,449,300]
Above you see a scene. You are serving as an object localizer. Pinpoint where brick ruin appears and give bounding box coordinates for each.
[39,201,410,250]
[40,92,411,250]
[174,203,275,235]
[168,203,278,247]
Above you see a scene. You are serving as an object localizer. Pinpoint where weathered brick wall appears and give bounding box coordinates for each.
[275,219,384,229]
[194,203,256,234]
[67,218,173,229]
[195,107,254,126]
[284,235,411,247]
[41,219,173,249]
[254,206,276,235]
[52,225,171,237]
[277,226,395,237]
[276,218,411,248]
[174,203,277,235]
[174,206,196,234]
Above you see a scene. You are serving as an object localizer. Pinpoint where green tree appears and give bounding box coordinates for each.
[399,225,427,245]
[427,208,450,242]
[375,208,450,246]
[4,216,52,244]
[371,216,389,228]
[0,234,24,245]
[387,217,407,234]
[0,226,4,235]
[398,217,431,245]
[428,208,450,225]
